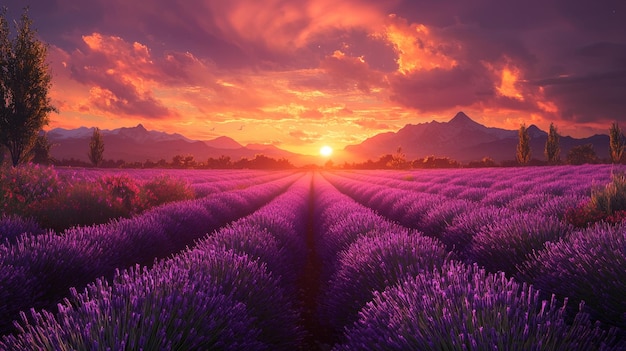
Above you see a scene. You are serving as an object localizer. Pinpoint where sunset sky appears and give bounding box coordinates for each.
[4,1,625,155]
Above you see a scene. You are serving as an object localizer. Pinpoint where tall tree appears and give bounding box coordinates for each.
[516,124,531,165]
[88,127,105,167]
[544,122,560,164]
[609,122,624,164]
[0,7,56,166]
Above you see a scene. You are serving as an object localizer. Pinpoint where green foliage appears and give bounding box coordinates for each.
[567,144,598,165]
[467,157,497,168]
[0,8,56,166]
[414,155,460,169]
[30,133,53,165]
[516,124,531,165]
[565,172,626,227]
[88,127,104,167]
[544,122,560,164]
[590,172,626,216]
[609,122,624,163]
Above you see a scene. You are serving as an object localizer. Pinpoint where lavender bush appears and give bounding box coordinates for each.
[336,261,622,350]
[518,222,626,329]
[0,173,300,335]
[318,230,448,340]
[0,215,44,243]
[468,212,574,276]
[1,253,270,350]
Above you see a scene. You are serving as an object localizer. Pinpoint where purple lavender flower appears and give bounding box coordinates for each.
[336,261,622,350]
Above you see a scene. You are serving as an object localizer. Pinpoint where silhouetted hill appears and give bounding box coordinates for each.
[47,124,317,165]
[344,112,610,162]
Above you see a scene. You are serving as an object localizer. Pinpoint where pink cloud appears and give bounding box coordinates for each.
[66,33,179,118]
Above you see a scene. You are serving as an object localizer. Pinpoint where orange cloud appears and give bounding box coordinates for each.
[376,14,458,74]
[497,65,524,100]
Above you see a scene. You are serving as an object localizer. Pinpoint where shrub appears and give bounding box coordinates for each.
[0,164,59,215]
[0,232,105,334]
[171,248,304,349]
[1,265,266,350]
[518,222,626,329]
[99,174,141,213]
[29,182,129,232]
[565,172,626,228]
[318,230,448,341]
[0,215,44,243]
[138,175,195,209]
[468,213,573,276]
[336,261,622,350]
[440,206,514,257]
[419,199,472,237]
[589,172,626,216]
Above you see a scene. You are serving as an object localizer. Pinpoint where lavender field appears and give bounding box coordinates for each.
[1,164,625,350]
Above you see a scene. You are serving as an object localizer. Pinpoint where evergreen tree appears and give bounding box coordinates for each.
[516,124,531,165]
[0,7,56,166]
[544,123,560,164]
[88,127,105,167]
[609,122,624,164]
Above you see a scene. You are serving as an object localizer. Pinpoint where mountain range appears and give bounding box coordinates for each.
[47,124,319,166]
[344,112,610,163]
[46,112,611,166]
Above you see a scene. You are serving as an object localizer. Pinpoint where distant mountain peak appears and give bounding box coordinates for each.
[204,136,243,149]
[449,111,475,125]
[527,124,547,138]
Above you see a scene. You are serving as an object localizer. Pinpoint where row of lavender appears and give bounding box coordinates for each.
[323,166,626,332]
[1,166,623,348]
[312,173,620,349]
[1,173,314,349]
[56,168,292,197]
[0,171,301,335]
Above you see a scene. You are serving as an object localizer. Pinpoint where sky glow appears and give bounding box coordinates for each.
[4,1,625,155]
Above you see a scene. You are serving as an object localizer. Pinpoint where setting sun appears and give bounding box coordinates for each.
[320,145,333,157]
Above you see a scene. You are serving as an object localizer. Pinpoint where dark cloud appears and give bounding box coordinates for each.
[320,51,386,93]
[388,66,494,112]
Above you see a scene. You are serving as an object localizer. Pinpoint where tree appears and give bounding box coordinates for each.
[387,146,408,169]
[544,122,560,164]
[0,8,56,166]
[516,124,531,165]
[567,144,598,165]
[88,127,105,167]
[609,122,624,164]
[30,132,53,164]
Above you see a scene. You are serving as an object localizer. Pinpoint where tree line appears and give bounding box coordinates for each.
[515,122,625,166]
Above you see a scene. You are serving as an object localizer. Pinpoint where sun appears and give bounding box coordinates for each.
[320,145,333,157]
